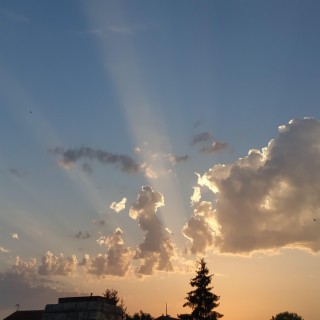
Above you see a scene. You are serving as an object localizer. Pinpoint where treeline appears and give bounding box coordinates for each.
[103,259,304,320]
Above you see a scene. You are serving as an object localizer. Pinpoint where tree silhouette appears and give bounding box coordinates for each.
[103,289,120,305]
[181,258,223,320]
[127,311,153,320]
[103,289,127,319]
[270,311,304,320]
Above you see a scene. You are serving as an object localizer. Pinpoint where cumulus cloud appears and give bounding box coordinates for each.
[192,118,320,254]
[38,251,78,276]
[81,228,131,277]
[49,146,140,174]
[0,257,82,313]
[129,186,175,275]
[190,187,201,205]
[74,231,90,239]
[110,198,127,213]
[183,201,220,255]
[200,140,228,153]
[11,233,18,239]
[191,132,212,145]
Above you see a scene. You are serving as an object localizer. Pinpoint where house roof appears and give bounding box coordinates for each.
[3,310,44,320]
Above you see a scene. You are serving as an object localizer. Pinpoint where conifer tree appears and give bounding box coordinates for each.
[182,258,223,320]
[271,311,304,320]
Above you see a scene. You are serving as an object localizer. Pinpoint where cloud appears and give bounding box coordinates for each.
[183,201,220,254]
[200,140,228,153]
[165,227,174,236]
[92,219,106,226]
[166,154,189,164]
[194,118,320,254]
[81,228,131,277]
[38,251,78,276]
[190,187,201,205]
[0,247,9,253]
[141,163,158,179]
[134,147,141,154]
[190,132,212,145]
[8,168,27,178]
[0,257,81,313]
[193,120,203,128]
[49,146,140,174]
[82,163,92,174]
[190,132,228,154]
[11,233,18,240]
[74,231,90,239]
[129,186,175,275]
[110,198,127,213]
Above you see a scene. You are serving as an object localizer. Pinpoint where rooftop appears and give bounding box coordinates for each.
[3,310,44,320]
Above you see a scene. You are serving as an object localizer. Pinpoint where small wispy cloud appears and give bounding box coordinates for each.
[190,132,212,145]
[74,231,90,239]
[193,120,203,128]
[200,140,228,153]
[166,154,189,164]
[9,168,27,178]
[92,219,106,226]
[49,146,140,174]
[82,163,92,174]
[0,246,9,253]
[110,198,127,213]
[11,233,19,239]
[190,132,228,154]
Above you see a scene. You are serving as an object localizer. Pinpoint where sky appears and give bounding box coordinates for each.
[1,0,320,319]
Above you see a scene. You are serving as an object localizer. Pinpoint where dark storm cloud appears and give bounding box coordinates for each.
[49,146,140,174]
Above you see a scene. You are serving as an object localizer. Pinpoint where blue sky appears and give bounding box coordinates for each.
[1,1,320,319]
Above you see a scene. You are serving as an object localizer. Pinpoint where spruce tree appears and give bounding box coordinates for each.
[182,258,223,320]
